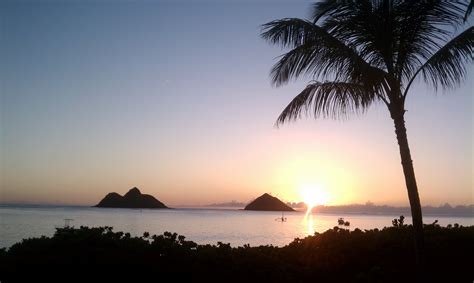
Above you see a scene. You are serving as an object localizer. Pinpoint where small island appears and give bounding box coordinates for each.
[95,187,168,209]
[244,193,294,211]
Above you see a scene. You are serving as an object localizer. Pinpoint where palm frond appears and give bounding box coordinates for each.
[276,82,381,125]
[308,1,468,81]
[316,0,395,71]
[464,0,473,22]
[260,18,318,49]
[261,18,386,87]
[311,0,345,24]
[395,1,469,82]
[415,27,474,91]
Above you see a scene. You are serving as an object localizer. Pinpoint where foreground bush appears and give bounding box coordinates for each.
[1,219,473,282]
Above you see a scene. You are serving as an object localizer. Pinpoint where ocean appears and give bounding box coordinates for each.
[1,206,472,248]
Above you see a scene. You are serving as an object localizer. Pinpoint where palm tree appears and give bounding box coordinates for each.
[261,0,473,264]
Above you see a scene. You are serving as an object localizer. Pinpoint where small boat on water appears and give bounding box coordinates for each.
[338,217,350,226]
[275,212,287,222]
[55,218,74,229]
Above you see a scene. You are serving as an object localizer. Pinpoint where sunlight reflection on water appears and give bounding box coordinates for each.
[304,213,315,236]
[303,207,316,236]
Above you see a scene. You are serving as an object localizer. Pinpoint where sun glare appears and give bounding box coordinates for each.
[300,184,329,236]
[300,184,330,212]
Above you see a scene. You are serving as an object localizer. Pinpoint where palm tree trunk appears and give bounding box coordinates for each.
[392,111,425,265]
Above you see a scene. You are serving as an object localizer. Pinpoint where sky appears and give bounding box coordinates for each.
[0,0,472,207]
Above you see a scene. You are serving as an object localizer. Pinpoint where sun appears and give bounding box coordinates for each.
[300,184,330,211]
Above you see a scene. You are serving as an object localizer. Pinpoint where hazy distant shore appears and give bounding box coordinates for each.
[1,202,473,217]
[310,203,474,217]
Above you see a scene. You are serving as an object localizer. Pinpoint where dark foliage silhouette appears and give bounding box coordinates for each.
[1,222,473,282]
[261,0,473,265]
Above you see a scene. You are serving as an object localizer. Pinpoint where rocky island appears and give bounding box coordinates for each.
[95,187,168,209]
[244,193,294,211]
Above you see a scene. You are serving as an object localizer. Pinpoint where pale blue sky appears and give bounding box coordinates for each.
[1,0,472,206]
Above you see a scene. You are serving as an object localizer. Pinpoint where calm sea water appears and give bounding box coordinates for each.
[1,206,472,248]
